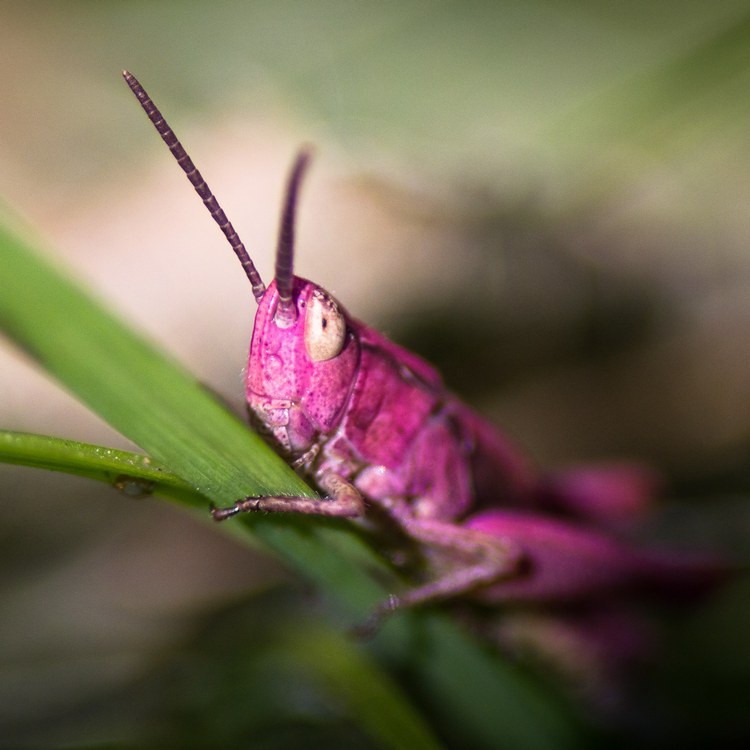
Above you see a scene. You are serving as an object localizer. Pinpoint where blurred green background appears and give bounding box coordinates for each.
[1,2,750,747]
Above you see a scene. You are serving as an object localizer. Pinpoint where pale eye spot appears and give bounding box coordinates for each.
[304,290,346,362]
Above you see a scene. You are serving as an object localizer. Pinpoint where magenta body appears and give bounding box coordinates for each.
[243,276,719,606]
[247,278,532,523]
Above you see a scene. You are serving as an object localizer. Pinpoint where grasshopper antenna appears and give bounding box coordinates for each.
[274,147,313,326]
[122,70,266,302]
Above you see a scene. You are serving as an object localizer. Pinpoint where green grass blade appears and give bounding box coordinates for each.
[407,616,578,750]
[280,624,442,750]
[0,429,199,503]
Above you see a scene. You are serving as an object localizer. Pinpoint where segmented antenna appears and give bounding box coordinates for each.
[122,70,266,301]
[274,148,313,326]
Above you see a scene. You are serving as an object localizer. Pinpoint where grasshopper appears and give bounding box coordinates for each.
[123,71,719,621]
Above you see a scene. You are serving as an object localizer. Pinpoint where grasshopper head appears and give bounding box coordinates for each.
[246,275,360,455]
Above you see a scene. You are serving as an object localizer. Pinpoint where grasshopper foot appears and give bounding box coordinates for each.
[210,499,260,521]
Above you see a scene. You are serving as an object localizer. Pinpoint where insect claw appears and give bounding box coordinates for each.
[209,502,240,521]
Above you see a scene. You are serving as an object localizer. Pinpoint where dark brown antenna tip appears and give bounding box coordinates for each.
[274,147,314,326]
[122,70,266,302]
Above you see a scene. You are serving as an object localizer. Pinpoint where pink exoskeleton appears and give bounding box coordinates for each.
[123,71,721,625]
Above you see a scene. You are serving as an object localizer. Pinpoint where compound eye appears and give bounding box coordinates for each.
[304,290,347,362]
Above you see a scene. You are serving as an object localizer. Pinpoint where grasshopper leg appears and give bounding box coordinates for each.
[210,472,365,520]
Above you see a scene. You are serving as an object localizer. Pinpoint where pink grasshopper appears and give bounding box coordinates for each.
[124,72,720,621]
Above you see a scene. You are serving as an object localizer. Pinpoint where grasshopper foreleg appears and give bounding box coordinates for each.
[210,472,365,520]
